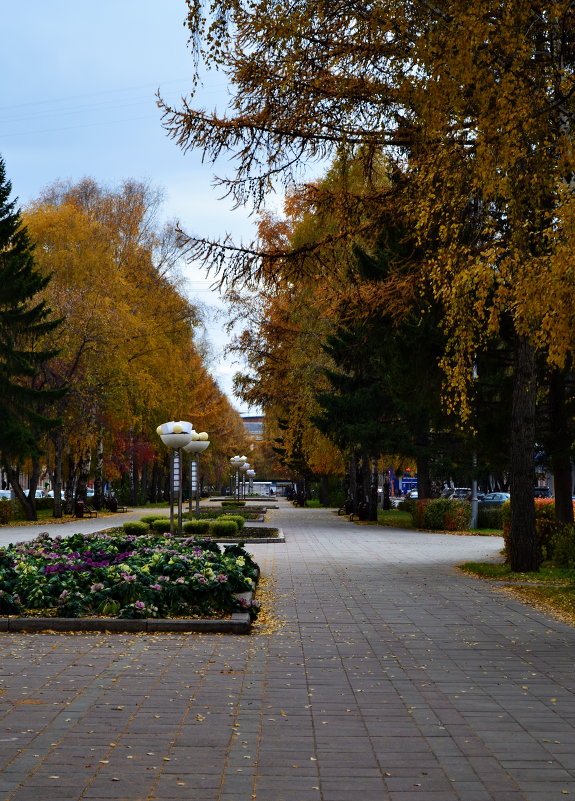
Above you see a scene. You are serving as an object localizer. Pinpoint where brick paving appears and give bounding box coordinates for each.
[1,502,575,800]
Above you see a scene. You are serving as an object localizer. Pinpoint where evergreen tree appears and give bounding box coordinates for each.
[0,156,63,517]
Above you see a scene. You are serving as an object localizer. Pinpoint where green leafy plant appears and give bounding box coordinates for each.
[122,521,149,535]
[219,514,245,530]
[208,520,239,537]
[0,530,259,619]
[182,519,211,535]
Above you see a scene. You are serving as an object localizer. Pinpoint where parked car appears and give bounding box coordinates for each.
[441,487,472,500]
[405,489,418,499]
[478,491,510,506]
[533,487,552,499]
[0,489,11,500]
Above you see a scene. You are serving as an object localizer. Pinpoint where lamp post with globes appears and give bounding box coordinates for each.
[230,455,247,502]
[184,430,210,515]
[239,461,250,499]
[156,421,193,535]
[246,468,256,496]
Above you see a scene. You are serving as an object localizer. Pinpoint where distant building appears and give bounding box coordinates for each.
[242,415,264,440]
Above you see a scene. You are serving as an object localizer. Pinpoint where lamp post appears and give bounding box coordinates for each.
[230,455,247,502]
[184,431,210,515]
[156,421,193,535]
[240,461,250,499]
[246,468,256,496]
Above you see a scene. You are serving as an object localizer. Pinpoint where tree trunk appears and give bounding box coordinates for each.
[52,430,63,518]
[548,368,574,526]
[319,474,329,506]
[64,451,76,514]
[4,462,37,520]
[77,448,91,501]
[509,336,539,571]
[93,432,104,511]
[349,453,358,513]
[416,430,432,499]
[368,458,379,519]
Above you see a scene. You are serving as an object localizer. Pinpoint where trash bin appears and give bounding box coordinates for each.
[75,501,85,518]
[358,502,369,521]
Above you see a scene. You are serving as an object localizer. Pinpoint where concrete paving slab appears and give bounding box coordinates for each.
[1,502,575,800]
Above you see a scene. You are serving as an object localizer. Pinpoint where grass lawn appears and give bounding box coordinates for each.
[378,509,414,528]
[460,561,575,626]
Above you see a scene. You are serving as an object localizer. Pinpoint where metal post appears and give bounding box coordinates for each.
[169,450,175,535]
[176,448,183,536]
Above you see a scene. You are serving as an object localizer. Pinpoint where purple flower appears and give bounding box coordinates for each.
[90,583,105,592]
[134,601,145,610]
[151,584,162,591]
[121,573,137,583]
[216,574,228,583]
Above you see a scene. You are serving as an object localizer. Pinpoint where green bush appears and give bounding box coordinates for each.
[477,506,503,529]
[502,500,562,562]
[150,517,171,534]
[182,519,211,535]
[122,521,149,535]
[208,520,239,537]
[34,497,55,512]
[222,500,245,508]
[140,514,164,525]
[0,498,12,523]
[551,525,575,567]
[219,514,245,531]
[423,499,471,531]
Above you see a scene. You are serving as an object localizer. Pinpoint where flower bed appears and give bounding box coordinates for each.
[0,531,259,620]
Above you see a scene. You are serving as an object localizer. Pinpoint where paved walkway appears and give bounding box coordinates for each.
[1,503,574,800]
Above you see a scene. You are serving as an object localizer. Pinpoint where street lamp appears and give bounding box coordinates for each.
[246,468,256,496]
[156,421,193,535]
[184,431,210,515]
[240,461,250,499]
[230,455,247,502]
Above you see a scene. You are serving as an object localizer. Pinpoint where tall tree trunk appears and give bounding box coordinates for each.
[3,461,39,520]
[319,474,329,506]
[349,453,358,513]
[141,460,149,505]
[416,429,432,499]
[509,336,539,571]
[77,448,91,501]
[64,451,77,514]
[51,430,63,518]
[548,368,574,526]
[368,458,379,519]
[93,431,104,510]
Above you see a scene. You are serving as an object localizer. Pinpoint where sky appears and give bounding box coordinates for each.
[0,1,263,411]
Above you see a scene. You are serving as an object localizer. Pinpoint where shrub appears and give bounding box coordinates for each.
[423,499,471,531]
[140,514,164,525]
[477,506,503,529]
[208,520,239,537]
[122,521,149,535]
[551,525,575,567]
[182,519,211,535]
[222,500,245,507]
[34,497,56,512]
[502,500,569,562]
[150,517,171,534]
[219,514,245,531]
[0,498,12,524]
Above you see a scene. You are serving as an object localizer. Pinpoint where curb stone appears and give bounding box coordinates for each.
[0,592,255,634]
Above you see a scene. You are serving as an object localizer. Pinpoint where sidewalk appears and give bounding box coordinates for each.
[1,503,574,800]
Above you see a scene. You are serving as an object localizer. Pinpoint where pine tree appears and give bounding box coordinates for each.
[0,156,63,517]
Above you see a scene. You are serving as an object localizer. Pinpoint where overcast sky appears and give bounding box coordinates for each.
[0,1,261,410]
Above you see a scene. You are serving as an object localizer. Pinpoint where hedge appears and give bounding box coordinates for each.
[122,521,149,535]
[208,520,239,537]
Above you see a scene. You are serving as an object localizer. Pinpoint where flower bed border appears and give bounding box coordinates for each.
[0,591,254,634]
